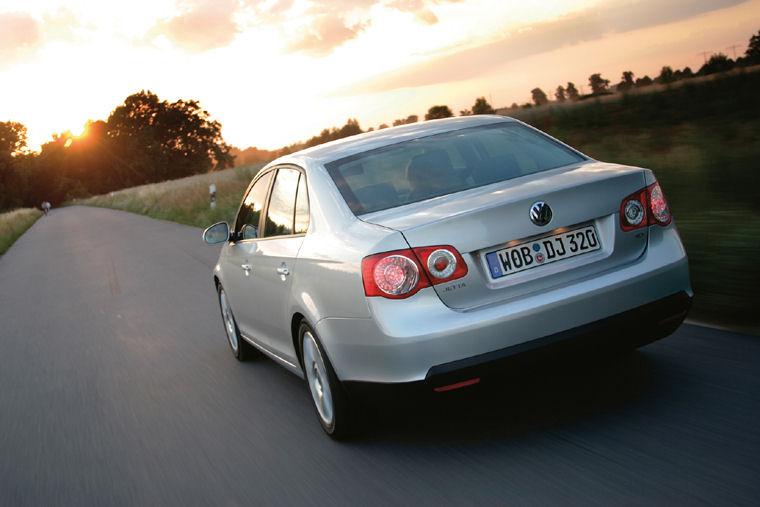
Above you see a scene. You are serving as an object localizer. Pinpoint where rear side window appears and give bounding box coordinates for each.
[294,174,309,234]
[264,169,299,237]
[325,122,585,215]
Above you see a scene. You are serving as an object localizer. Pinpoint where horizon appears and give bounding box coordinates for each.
[1,0,759,152]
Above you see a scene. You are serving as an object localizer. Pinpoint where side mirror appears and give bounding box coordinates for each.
[202,222,230,245]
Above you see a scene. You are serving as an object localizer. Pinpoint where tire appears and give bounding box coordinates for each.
[299,322,353,440]
[217,284,257,361]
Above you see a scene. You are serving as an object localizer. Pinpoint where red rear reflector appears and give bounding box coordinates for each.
[658,310,687,326]
[433,378,481,392]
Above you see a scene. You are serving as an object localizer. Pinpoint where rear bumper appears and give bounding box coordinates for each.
[316,225,691,384]
[344,290,692,397]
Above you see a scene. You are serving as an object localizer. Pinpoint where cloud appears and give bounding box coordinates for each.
[387,0,465,25]
[151,0,240,53]
[0,8,89,67]
[42,8,81,43]
[0,12,40,62]
[340,0,749,93]
[286,13,370,56]
[146,0,463,55]
[283,0,463,55]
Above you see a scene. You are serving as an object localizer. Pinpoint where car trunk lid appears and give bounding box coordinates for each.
[359,161,649,310]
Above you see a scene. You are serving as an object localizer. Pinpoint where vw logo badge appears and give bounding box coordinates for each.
[530,201,552,226]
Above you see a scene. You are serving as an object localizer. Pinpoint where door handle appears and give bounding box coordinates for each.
[241,264,252,275]
[276,266,290,276]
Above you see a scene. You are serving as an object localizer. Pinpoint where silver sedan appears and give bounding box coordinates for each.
[203,115,692,439]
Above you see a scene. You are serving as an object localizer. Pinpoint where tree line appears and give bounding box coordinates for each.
[0,90,233,211]
[524,30,760,108]
[3,30,758,212]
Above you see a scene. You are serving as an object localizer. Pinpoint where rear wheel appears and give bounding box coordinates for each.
[217,284,257,361]
[299,322,353,439]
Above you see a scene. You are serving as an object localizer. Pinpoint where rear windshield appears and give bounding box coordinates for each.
[325,122,586,215]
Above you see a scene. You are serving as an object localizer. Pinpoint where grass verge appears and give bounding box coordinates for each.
[74,163,266,228]
[0,208,43,256]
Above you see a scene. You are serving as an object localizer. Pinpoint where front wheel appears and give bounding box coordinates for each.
[217,284,257,361]
[299,322,353,439]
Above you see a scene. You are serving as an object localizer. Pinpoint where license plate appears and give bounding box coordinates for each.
[485,225,601,279]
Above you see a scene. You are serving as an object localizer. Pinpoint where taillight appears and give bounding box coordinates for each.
[362,245,468,299]
[620,181,672,231]
[413,246,468,282]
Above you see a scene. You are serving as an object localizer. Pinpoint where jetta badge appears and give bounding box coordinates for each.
[530,201,552,226]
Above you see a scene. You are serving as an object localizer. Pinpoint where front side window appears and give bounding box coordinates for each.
[325,122,586,215]
[234,171,273,240]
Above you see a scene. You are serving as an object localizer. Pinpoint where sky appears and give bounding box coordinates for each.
[1,0,759,152]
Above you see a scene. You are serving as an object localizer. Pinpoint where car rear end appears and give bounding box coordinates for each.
[313,117,692,392]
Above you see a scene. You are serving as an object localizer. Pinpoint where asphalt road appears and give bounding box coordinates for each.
[1,206,758,505]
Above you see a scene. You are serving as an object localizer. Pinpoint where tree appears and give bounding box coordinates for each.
[0,121,28,156]
[588,73,610,94]
[566,82,580,101]
[425,105,453,120]
[106,90,233,183]
[617,71,635,91]
[745,30,760,64]
[392,115,418,126]
[459,109,472,116]
[472,97,496,114]
[555,85,566,103]
[635,76,653,88]
[0,122,30,210]
[231,146,277,166]
[657,66,675,84]
[338,118,362,138]
[531,88,549,106]
[54,120,127,196]
[698,53,735,75]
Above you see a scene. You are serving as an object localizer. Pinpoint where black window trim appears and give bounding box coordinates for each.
[231,167,275,243]
[232,164,309,243]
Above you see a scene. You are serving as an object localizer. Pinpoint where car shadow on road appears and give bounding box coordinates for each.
[353,351,653,444]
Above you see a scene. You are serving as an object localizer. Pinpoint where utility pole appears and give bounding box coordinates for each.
[726,45,742,59]
[697,51,710,64]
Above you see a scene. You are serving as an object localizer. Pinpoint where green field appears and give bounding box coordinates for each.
[0,208,43,256]
[513,69,760,332]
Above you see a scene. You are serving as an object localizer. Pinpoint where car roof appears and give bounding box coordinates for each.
[275,115,517,167]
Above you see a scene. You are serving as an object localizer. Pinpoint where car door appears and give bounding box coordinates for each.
[221,169,273,339]
[227,167,309,364]
[246,167,309,361]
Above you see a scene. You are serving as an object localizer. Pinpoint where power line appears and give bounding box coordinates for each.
[726,45,742,59]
